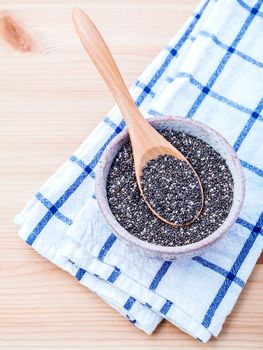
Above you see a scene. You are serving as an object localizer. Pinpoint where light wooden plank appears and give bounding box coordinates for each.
[0,261,262,349]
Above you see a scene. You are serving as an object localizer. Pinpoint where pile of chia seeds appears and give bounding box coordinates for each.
[141,155,202,225]
[106,129,234,247]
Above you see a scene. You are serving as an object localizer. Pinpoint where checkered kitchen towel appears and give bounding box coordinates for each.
[15,0,263,342]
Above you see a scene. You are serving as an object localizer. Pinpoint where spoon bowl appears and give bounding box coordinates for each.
[96,116,245,259]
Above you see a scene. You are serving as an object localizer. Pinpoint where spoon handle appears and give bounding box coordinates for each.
[72,7,146,130]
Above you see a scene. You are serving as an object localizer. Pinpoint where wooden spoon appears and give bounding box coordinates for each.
[72,7,204,226]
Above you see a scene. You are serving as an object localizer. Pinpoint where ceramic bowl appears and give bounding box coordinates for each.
[95,116,245,259]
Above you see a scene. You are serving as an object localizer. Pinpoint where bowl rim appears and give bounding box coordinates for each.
[95,116,245,256]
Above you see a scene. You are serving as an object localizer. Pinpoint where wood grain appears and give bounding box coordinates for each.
[0,0,262,349]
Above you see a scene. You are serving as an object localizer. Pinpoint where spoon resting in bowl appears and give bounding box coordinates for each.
[72,7,204,226]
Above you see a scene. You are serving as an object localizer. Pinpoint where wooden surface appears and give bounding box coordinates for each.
[0,0,262,349]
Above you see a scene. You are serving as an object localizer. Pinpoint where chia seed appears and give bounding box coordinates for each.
[106,129,234,247]
[141,155,202,225]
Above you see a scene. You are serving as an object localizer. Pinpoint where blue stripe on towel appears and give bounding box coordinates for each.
[199,31,263,69]
[192,256,244,287]
[70,156,95,179]
[236,217,256,232]
[148,109,164,117]
[97,233,117,262]
[237,0,263,18]
[123,296,136,311]
[201,211,263,328]
[104,116,126,133]
[145,303,152,309]
[107,266,121,283]
[233,97,263,152]
[135,81,156,98]
[35,192,73,226]
[75,268,86,281]
[239,159,263,178]
[160,300,173,315]
[149,261,172,291]
[126,314,137,324]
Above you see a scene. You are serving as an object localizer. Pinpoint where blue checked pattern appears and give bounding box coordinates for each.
[186,0,263,119]
[16,0,263,342]
[97,233,117,261]
[149,261,173,291]
[201,212,263,327]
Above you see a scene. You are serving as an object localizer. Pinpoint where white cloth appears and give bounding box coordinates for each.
[15,0,263,342]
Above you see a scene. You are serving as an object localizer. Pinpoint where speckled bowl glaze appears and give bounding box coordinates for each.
[95,116,245,259]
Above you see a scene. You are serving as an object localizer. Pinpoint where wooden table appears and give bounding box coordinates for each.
[0,0,262,348]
